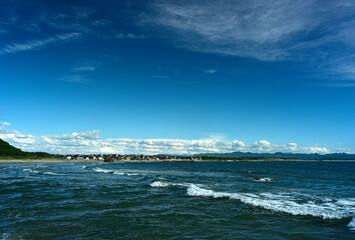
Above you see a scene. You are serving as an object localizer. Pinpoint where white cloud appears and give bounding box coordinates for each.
[0,32,81,55]
[0,121,10,127]
[57,75,89,83]
[308,146,330,154]
[100,146,115,153]
[0,126,336,155]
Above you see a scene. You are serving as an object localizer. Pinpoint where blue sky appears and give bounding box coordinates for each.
[1,0,355,154]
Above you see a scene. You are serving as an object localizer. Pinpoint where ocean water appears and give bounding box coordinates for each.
[1,161,354,239]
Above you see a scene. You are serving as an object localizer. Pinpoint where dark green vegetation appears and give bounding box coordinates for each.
[197,151,355,160]
[0,139,58,160]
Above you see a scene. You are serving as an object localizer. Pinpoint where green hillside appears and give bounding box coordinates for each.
[0,139,25,155]
[0,139,57,160]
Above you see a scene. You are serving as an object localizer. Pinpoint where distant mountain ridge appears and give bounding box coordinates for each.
[195,151,355,160]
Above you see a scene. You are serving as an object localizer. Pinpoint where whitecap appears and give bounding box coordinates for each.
[186,184,353,219]
[337,199,355,207]
[93,167,140,176]
[150,180,192,188]
[254,177,274,182]
[113,171,139,176]
[93,167,114,173]
[23,169,39,174]
[1,233,11,240]
[150,181,170,187]
[44,172,64,175]
[348,217,355,230]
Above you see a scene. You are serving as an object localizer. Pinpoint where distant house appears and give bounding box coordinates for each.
[66,156,72,160]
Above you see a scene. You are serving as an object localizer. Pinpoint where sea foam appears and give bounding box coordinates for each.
[23,169,39,174]
[44,172,64,175]
[152,181,355,220]
[348,217,355,230]
[186,184,354,219]
[150,180,191,188]
[254,177,274,182]
[93,167,139,176]
[150,181,170,187]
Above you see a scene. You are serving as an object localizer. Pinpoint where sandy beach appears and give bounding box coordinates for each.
[0,159,98,164]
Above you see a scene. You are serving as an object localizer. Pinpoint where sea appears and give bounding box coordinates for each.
[1,161,354,239]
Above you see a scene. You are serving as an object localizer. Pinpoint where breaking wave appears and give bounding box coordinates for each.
[186,184,354,219]
[150,181,170,187]
[44,172,65,175]
[93,167,139,176]
[150,180,192,188]
[253,177,274,182]
[150,180,354,220]
[23,169,39,174]
[348,217,355,230]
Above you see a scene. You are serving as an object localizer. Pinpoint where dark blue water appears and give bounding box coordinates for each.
[1,161,354,239]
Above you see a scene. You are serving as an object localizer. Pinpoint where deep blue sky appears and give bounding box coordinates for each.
[1,0,355,154]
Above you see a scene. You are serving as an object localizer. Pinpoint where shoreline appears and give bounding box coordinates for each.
[0,158,355,164]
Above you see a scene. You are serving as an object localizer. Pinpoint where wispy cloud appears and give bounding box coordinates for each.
[115,33,147,40]
[143,0,324,61]
[72,65,98,72]
[72,60,101,72]
[149,75,170,79]
[139,0,355,85]
[57,75,89,83]
[0,28,8,34]
[91,19,113,27]
[0,127,335,154]
[2,1,355,86]
[0,32,81,55]
[204,69,217,74]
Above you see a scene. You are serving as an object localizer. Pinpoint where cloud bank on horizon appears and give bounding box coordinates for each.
[0,126,332,155]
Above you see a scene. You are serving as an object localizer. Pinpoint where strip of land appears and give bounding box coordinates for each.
[1,158,354,164]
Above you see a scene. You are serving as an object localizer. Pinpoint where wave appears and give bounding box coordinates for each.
[348,217,355,230]
[23,169,39,174]
[150,181,170,187]
[93,167,139,176]
[150,180,191,188]
[150,180,354,220]
[93,167,112,173]
[187,184,354,219]
[253,177,274,182]
[44,172,65,175]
